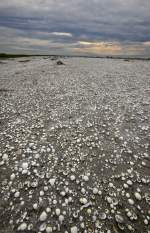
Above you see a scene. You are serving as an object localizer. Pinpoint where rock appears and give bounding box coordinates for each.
[56,60,64,65]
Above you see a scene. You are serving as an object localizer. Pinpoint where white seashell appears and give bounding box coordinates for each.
[39,211,47,221]
[49,178,55,186]
[46,207,51,213]
[70,175,76,181]
[123,184,128,189]
[127,180,133,186]
[40,222,46,231]
[134,192,142,201]
[80,198,88,205]
[2,154,8,161]
[71,226,78,233]
[115,214,124,223]
[107,197,113,204]
[55,208,61,216]
[60,191,66,196]
[10,173,15,180]
[99,212,106,220]
[87,208,92,215]
[127,211,132,217]
[81,188,86,194]
[22,169,28,174]
[22,162,28,170]
[128,199,134,205]
[93,188,98,194]
[126,193,130,198]
[144,219,148,225]
[109,183,113,188]
[46,226,53,233]
[33,203,38,210]
[59,215,64,223]
[83,175,89,181]
[40,190,44,196]
[80,222,85,228]
[14,191,20,198]
[18,222,27,231]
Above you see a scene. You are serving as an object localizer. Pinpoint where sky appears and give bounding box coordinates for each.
[0,0,150,56]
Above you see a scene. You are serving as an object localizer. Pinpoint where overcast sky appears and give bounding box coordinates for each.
[0,0,150,56]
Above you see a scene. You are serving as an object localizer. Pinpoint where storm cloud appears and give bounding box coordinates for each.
[0,0,150,56]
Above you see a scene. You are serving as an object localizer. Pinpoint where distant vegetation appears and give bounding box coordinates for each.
[0,53,150,61]
[0,53,33,59]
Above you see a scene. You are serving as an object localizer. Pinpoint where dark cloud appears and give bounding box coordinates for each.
[0,0,150,55]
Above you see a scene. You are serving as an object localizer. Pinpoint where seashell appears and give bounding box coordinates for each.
[40,222,46,231]
[39,211,47,221]
[99,212,106,220]
[134,192,142,201]
[46,226,53,233]
[118,223,125,230]
[115,214,124,223]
